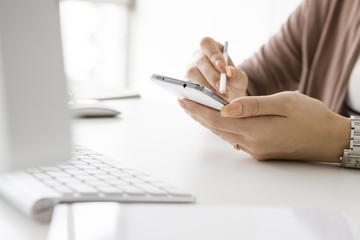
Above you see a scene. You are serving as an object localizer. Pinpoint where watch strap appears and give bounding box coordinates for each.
[340,116,360,168]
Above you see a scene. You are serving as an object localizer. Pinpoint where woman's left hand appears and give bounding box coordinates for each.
[178,91,350,162]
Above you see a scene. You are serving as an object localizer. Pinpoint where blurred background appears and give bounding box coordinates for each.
[59,0,301,103]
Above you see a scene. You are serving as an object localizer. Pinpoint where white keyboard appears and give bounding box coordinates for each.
[0,145,195,222]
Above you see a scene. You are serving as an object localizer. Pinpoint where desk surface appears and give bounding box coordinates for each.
[2,97,360,239]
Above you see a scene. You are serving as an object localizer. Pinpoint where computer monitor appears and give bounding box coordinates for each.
[0,0,71,170]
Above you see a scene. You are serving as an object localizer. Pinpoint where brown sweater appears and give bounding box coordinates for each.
[240,0,360,116]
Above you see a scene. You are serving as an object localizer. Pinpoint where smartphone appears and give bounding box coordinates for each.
[151,74,228,111]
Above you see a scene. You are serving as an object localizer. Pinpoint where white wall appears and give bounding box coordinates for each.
[129,0,302,102]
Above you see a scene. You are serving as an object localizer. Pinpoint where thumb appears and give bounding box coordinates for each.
[221,94,287,118]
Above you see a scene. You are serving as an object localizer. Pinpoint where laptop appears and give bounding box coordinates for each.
[0,0,195,222]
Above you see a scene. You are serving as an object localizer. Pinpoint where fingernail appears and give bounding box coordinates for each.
[226,67,236,78]
[215,81,220,91]
[221,103,242,118]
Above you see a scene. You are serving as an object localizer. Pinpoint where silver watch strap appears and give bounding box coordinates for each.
[350,116,360,155]
[340,116,360,168]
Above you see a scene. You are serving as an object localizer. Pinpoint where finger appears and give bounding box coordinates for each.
[225,66,248,98]
[226,66,237,79]
[200,37,225,72]
[225,66,246,80]
[210,127,248,151]
[179,98,247,134]
[221,93,289,118]
[193,50,221,92]
[185,64,218,93]
[179,99,246,144]
[184,110,251,154]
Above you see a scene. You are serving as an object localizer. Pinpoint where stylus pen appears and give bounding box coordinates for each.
[219,41,228,94]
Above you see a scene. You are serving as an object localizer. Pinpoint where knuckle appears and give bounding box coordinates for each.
[193,55,207,67]
[279,91,295,99]
[210,52,223,63]
[278,91,297,110]
[237,102,246,116]
[246,98,260,116]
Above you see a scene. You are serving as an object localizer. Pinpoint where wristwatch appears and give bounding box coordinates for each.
[339,116,360,168]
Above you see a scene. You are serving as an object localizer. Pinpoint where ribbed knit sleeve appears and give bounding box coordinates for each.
[239,0,307,96]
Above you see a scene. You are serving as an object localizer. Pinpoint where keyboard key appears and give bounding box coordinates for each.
[86,180,111,187]
[47,172,71,178]
[106,179,131,186]
[76,156,94,160]
[43,179,63,186]
[68,183,99,196]
[100,186,123,195]
[151,182,172,188]
[84,159,103,164]
[65,170,88,176]
[57,177,82,184]
[75,175,99,181]
[80,150,102,156]
[56,164,78,170]
[120,186,146,195]
[96,175,118,180]
[137,176,162,183]
[137,184,167,196]
[111,172,132,178]
[90,163,111,168]
[39,166,62,172]
[164,188,191,197]
[68,160,88,165]
[84,169,107,175]
[76,165,97,170]
[122,169,146,176]
[122,177,144,184]
[103,169,125,174]
[53,186,73,195]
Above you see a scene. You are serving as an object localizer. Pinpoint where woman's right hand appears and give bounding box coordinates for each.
[185,37,248,101]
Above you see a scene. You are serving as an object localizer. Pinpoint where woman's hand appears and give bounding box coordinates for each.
[186,37,248,101]
[178,91,351,162]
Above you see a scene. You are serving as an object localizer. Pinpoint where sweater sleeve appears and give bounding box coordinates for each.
[240,0,307,96]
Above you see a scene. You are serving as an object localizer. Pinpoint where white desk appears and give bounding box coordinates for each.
[2,97,360,239]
